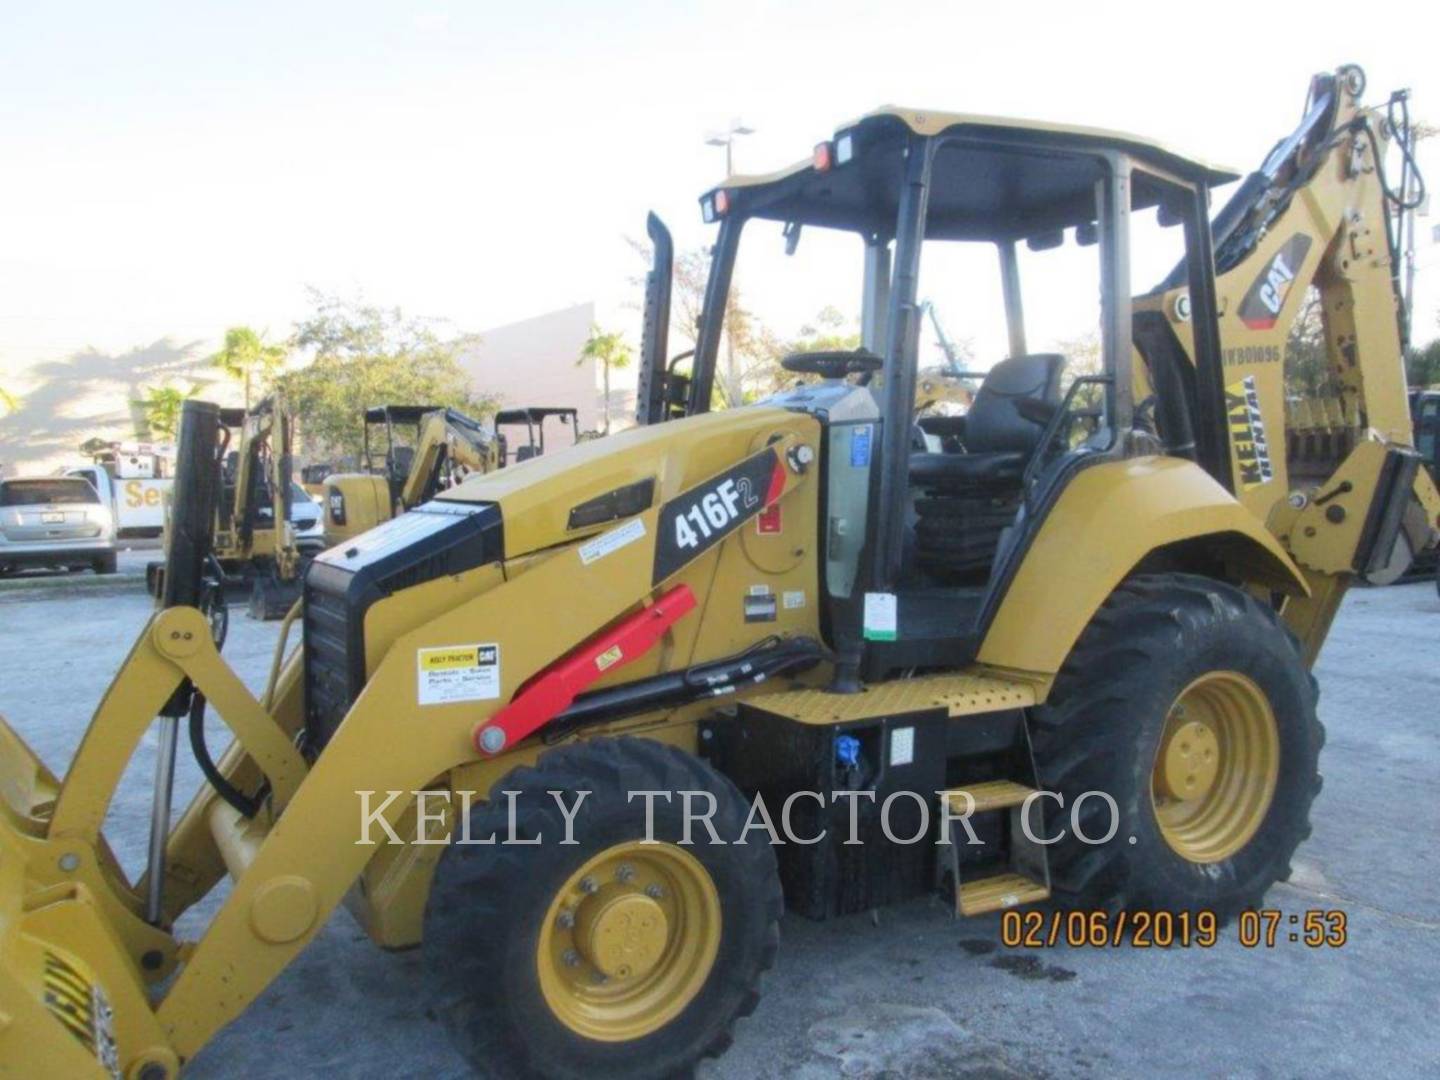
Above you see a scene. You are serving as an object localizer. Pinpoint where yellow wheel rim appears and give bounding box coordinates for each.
[537,841,721,1042]
[1150,671,1280,864]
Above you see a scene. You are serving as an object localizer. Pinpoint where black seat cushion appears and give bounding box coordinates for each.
[909,353,1066,490]
[909,450,1029,486]
[388,445,415,478]
[964,352,1066,454]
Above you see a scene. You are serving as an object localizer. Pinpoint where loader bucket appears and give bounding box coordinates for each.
[0,713,157,1078]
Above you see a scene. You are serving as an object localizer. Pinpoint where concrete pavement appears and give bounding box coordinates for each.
[0,581,1435,1078]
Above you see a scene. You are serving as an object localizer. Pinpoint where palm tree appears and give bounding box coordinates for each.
[132,384,197,441]
[209,326,287,410]
[578,326,633,435]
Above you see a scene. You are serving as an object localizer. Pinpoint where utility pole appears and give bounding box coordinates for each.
[705,120,755,407]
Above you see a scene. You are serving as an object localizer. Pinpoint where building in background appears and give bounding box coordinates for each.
[0,300,635,479]
[460,301,634,436]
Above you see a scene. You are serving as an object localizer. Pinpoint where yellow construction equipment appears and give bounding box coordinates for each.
[146,395,304,620]
[321,404,501,547]
[494,405,582,464]
[2,64,1437,1080]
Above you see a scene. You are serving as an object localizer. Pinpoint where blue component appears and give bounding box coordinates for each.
[835,734,862,767]
[849,424,872,468]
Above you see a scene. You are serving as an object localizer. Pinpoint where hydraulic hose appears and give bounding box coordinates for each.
[188,692,267,820]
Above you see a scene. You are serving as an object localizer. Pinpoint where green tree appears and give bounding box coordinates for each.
[0,385,17,415]
[281,290,493,460]
[132,383,199,441]
[1405,326,1440,388]
[1284,287,1341,398]
[792,306,862,353]
[578,326,633,435]
[209,326,288,410]
[626,238,786,408]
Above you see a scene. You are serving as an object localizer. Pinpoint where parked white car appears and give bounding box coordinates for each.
[288,483,325,555]
[0,476,117,575]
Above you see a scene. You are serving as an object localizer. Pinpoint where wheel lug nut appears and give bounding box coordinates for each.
[645,884,664,900]
[557,909,575,930]
[616,864,635,884]
[579,877,597,894]
[562,949,580,967]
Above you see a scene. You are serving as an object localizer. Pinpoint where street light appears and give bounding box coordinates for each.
[705,120,756,176]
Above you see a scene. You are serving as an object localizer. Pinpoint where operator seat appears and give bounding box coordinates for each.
[387,445,415,482]
[909,353,1066,489]
[907,353,1066,583]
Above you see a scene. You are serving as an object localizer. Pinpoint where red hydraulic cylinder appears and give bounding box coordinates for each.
[472,584,697,756]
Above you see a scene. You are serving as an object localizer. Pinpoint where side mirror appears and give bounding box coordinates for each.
[636,212,675,425]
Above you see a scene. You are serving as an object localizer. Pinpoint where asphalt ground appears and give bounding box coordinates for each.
[0,579,1436,1078]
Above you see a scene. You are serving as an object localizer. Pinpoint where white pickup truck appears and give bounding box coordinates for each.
[67,451,325,549]
[64,462,171,539]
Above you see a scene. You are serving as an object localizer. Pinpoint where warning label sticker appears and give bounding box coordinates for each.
[417,643,501,705]
[579,518,647,566]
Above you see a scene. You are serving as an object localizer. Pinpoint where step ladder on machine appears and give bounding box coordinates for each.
[940,779,1051,915]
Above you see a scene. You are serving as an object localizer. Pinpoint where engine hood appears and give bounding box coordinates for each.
[436,407,805,559]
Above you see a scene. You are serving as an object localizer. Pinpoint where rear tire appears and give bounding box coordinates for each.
[423,736,781,1080]
[1030,573,1323,920]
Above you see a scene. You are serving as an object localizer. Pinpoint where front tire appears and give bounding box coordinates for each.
[423,737,781,1080]
[1030,573,1323,919]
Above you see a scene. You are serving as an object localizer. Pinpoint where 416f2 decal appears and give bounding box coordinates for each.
[652,448,787,583]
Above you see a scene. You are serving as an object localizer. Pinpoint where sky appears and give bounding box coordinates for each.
[2,0,1438,388]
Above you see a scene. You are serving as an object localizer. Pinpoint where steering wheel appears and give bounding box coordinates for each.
[781,350,884,380]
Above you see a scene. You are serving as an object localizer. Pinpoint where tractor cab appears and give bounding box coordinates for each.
[495,406,581,464]
[642,106,1239,682]
[362,404,438,502]
[1413,389,1439,484]
[215,402,290,542]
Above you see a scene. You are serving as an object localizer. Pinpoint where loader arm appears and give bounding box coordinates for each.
[156,420,814,1057]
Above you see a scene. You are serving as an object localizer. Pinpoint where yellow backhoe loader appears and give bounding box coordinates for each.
[3,65,1438,1080]
[146,395,304,622]
[321,404,501,547]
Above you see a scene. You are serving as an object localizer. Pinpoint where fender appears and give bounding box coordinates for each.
[977,456,1308,678]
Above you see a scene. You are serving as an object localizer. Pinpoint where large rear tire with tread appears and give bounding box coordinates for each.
[423,736,781,1080]
[1030,573,1323,921]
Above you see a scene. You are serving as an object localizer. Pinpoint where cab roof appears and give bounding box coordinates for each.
[704,107,1240,243]
[364,404,438,424]
[495,407,578,424]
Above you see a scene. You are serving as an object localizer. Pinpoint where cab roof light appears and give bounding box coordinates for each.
[701,189,731,224]
[835,132,854,165]
[813,141,834,172]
